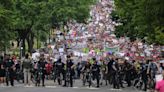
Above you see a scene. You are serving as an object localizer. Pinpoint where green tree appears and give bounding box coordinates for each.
[0,0,14,51]
[113,0,164,44]
[50,0,96,31]
[11,0,96,55]
[11,0,52,54]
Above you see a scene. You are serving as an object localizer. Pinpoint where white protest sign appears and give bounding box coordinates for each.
[155,74,163,82]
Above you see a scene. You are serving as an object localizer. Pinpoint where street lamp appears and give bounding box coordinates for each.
[19,40,23,59]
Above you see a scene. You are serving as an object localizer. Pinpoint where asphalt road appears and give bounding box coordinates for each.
[0,80,145,92]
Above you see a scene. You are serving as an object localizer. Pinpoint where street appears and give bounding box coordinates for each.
[0,80,143,92]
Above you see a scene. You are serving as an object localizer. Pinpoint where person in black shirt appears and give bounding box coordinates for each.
[83,61,91,72]
[55,58,65,85]
[141,60,148,91]
[125,60,133,87]
[106,56,114,84]
[0,56,5,84]
[37,54,47,87]
[91,58,101,88]
[76,62,81,79]
[63,55,75,87]
[4,55,15,86]
[111,58,120,89]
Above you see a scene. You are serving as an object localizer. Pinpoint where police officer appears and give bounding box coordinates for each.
[125,60,133,87]
[63,55,75,87]
[91,58,101,88]
[81,60,92,86]
[55,58,65,85]
[141,60,148,91]
[106,55,114,84]
[37,54,47,87]
[111,58,120,89]
[4,55,15,86]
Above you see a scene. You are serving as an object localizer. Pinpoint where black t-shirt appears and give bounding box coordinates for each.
[55,61,64,70]
[4,59,15,69]
[85,63,91,70]
[15,63,21,70]
[141,63,148,74]
[38,61,46,69]
[67,60,74,70]
[107,59,114,72]
[92,63,100,73]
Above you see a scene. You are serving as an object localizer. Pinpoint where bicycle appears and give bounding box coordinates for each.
[65,69,71,87]
[56,70,62,85]
[5,68,10,86]
[15,69,24,83]
[82,71,87,86]
[52,67,57,83]
[34,69,43,86]
[147,72,156,91]
[113,71,120,89]
[87,71,92,87]
[133,73,144,90]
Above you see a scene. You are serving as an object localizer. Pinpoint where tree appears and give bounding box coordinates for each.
[0,0,14,51]
[10,0,96,55]
[113,0,164,44]
[50,0,96,30]
[11,0,53,55]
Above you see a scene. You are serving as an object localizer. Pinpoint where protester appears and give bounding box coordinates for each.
[22,53,32,86]
[155,70,164,92]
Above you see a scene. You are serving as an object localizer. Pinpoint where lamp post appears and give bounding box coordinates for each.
[19,40,23,59]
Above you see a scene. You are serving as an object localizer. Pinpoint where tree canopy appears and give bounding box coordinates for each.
[0,0,96,54]
[113,0,164,45]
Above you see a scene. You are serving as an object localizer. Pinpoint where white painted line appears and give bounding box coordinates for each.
[24,85,35,88]
[46,86,57,88]
[72,87,79,89]
[109,88,122,91]
[85,87,99,89]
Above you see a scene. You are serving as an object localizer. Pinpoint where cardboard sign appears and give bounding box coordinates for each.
[59,48,64,53]
[155,74,163,82]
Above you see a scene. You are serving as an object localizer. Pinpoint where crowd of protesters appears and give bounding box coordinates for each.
[0,0,164,92]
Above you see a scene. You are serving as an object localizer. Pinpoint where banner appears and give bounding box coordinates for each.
[105,46,119,53]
